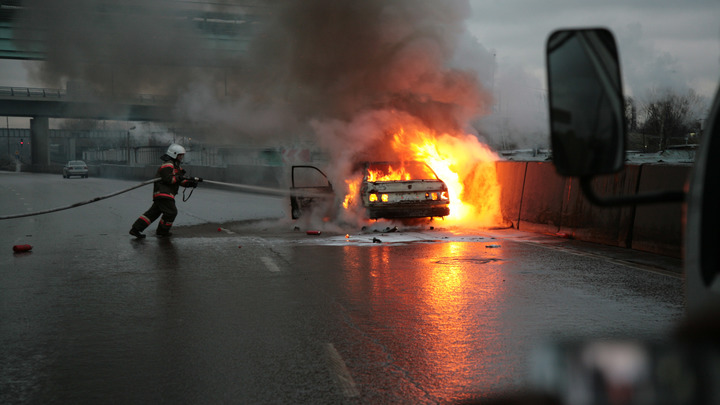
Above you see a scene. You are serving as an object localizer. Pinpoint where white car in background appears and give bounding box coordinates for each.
[62,160,89,178]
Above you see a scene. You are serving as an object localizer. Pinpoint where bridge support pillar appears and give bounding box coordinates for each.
[30,117,50,167]
[67,137,76,160]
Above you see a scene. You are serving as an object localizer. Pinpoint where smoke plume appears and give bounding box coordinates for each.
[16,0,495,173]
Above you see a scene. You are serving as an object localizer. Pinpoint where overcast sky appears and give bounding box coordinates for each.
[468,0,720,98]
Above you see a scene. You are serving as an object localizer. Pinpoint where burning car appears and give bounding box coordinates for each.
[359,161,450,219]
[290,161,450,220]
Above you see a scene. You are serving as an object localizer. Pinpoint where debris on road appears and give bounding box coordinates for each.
[12,244,33,253]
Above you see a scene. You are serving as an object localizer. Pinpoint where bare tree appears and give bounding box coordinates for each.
[625,96,637,132]
[639,88,703,151]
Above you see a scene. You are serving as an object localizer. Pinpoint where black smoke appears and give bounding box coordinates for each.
[15,0,494,151]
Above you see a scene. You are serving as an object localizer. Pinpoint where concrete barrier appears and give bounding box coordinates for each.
[495,161,527,229]
[559,167,640,247]
[631,164,690,257]
[225,164,285,188]
[517,162,567,234]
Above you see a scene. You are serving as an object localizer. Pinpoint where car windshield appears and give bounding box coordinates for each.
[365,162,438,182]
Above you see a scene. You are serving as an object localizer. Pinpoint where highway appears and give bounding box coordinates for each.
[0,172,685,403]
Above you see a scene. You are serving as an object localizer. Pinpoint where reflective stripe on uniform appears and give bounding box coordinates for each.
[153,192,175,199]
[139,215,151,225]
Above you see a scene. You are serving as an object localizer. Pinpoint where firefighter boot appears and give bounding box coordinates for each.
[129,227,146,239]
[156,220,172,237]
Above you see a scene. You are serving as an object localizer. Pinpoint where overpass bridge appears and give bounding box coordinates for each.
[0,1,267,166]
[0,85,175,165]
[0,85,173,121]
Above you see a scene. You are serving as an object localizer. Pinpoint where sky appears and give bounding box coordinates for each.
[1,0,719,149]
[468,0,719,98]
[466,0,720,148]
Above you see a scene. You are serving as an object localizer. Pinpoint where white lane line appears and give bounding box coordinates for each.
[260,256,280,272]
[325,343,359,398]
[523,240,682,279]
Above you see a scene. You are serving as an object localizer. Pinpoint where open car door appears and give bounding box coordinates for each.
[290,165,335,219]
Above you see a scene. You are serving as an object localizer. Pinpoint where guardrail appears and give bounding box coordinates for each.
[0,86,171,104]
[0,86,65,98]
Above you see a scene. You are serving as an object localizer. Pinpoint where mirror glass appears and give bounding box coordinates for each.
[547,28,626,176]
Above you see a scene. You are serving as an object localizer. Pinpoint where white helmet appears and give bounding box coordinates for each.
[166,143,186,159]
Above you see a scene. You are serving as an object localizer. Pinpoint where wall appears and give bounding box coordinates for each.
[497,161,690,259]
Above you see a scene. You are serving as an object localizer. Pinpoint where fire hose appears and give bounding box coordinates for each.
[0,178,160,220]
[0,177,322,221]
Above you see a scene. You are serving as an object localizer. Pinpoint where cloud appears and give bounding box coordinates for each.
[468,0,719,98]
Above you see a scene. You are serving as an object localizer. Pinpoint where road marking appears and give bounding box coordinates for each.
[523,240,682,279]
[325,343,359,398]
[260,256,280,272]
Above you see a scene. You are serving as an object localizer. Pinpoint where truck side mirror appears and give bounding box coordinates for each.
[546,28,685,206]
[546,28,625,176]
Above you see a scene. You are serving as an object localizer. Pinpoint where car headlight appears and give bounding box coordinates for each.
[381,194,389,202]
[369,193,378,202]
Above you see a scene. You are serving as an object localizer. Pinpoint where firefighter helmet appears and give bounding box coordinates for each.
[166,144,186,159]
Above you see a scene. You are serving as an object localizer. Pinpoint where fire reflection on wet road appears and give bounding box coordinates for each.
[331,241,513,402]
[316,236,682,403]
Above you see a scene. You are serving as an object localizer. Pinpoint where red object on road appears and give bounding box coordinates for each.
[13,244,33,253]
[306,230,321,235]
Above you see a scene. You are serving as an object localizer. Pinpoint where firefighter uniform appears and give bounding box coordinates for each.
[130,144,197,238]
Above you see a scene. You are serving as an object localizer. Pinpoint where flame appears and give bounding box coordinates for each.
[393,127,503,227]
[366,163,437,182]
[343,124,503,228]
[343,177,360,209]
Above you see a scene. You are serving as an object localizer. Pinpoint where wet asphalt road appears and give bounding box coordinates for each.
[1,172,685,404]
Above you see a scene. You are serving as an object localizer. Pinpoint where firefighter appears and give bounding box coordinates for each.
[129,144,200,239]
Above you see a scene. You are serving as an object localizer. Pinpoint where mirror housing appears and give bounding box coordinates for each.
[546,28,625,176]
[546,28,685,206]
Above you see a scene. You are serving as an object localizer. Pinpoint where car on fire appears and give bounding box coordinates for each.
[62,160,89,178]
[290,161,450,220]
[359,161,450,219]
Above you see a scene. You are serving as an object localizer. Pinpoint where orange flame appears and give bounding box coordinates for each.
[367,165,413,182]
[391,127,503,227]
[366,162,438,182]
[342,123,503,227]
[343,177,360,209]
